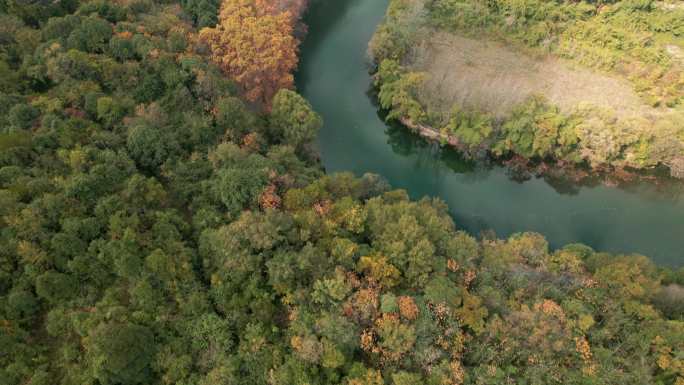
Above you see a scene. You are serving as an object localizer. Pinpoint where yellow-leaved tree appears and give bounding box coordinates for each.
[199,0,299,106]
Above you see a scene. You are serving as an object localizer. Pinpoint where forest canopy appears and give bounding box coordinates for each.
[0,1,683,385]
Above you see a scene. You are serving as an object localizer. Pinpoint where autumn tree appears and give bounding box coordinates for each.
[269,0,307,19]
[199,0,299,105]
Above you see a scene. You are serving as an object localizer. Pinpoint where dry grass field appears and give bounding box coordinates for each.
[408,32,661,120]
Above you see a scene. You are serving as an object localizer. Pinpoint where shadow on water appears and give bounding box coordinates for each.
[368,81,682,196]
[371,85,484,178]
[381,103,684,200]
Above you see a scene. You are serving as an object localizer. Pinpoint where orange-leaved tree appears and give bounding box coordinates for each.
[271,0,307,20]
[199,0,299,106]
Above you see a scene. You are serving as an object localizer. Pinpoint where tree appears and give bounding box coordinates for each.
[348,368,384,385]
[47,49,100,82]
[357,255,401,289]
[214,96,258,141]
[3,0,78,27]
[126,122,179,172]
[7,103,39,131]
[212,166,269,214]
[270,89,322,149]
[41,14,81,41]
[5,289,39,322]
[35,270,77,304]
[97,96,132,128]
[87,322,156,385]
[77,1,128,23]
[66,16,113,53]
[392,371,423,385]
[199,0,299,105]
[109,33,136,61]
[375,313,416,361]
[181,0,220,28]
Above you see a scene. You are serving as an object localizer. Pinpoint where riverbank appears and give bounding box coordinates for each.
[398,115,679,187]
[369,0,684,179]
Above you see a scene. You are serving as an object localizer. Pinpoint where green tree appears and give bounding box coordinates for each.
[212,166,269,214]
[181,0,220,28]
[5,289,39,322]
[35,270,77,304]
[97,96,132,128]
[7,103,39,131]
[87,322,156,385]
[109,35,136,61]
[270,89,322,149]
[214,96,258,141]
[126,123,178,172]
[66,16,113,53]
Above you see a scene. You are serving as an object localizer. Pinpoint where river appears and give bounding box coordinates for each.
[296,0,684,266]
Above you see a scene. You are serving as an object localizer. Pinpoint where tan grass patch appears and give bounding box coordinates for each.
[408,32,659,120]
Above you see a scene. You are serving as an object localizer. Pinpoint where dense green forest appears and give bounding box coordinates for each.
[0,1,683,385]
[370,0,684,177]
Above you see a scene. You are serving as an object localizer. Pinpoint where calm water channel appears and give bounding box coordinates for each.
[296,0,684,266]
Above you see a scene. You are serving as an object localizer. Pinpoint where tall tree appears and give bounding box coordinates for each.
[270,89,322,149]
[199,0,299,106]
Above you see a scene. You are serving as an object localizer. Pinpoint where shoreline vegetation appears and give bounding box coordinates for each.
[369,0,684,179]
[398,113,676,186]
[0,1,683,385]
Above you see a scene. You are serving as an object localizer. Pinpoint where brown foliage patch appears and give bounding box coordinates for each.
[398,296,419,321]
[259,184,281,210]
[199,0,303,106]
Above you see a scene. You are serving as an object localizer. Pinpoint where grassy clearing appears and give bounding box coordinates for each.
[423,0,684,108]
[410,32,657,120]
